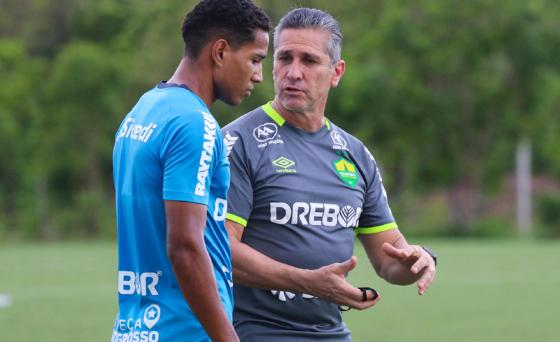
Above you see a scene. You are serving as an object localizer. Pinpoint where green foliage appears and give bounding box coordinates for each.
[0,0,559,239]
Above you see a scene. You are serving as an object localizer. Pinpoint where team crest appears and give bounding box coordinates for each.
[333,158,358,187]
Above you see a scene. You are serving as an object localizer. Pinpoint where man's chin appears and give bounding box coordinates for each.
[221,96,243,106]
[280,98,306,113]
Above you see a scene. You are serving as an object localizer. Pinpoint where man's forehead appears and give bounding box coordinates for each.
[275,28,328,56]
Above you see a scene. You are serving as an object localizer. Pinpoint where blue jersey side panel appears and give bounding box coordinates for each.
[111,85,233,342]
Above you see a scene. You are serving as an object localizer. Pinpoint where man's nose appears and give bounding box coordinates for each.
[286,61,303,80]
[252,63,263,83]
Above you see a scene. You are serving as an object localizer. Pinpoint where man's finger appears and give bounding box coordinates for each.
[417,267,435,295]
[333,256,357,275]
[382,242,409,260]
[410,256,428,275]
[349,292,382,311]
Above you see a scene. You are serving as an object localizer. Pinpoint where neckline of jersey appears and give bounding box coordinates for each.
[261,101,332,139]
[156,81,207,108]
[261,101,332,130]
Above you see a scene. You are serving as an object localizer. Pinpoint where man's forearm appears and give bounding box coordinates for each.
[170,243,237,342]
[230,239,310,293]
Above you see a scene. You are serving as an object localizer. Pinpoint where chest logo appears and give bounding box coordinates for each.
[272,156,296,173]
[331,131,347,150]
[333,158,358,187]
[253,123,278,142]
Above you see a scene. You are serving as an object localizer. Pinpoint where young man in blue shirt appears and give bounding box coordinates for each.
[111,1,270,341]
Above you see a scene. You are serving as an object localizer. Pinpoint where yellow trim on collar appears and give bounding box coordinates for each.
[262,102,285,126]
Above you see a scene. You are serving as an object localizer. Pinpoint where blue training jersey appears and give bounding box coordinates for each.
[111,82,233,342]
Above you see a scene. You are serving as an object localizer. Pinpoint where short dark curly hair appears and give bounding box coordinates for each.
[182,0,271,58]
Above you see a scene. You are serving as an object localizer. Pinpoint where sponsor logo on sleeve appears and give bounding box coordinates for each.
[117,118,158,143]
[223,133,239,158]
[195,112,217,197]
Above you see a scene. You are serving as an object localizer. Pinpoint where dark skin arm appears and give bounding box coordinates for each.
[165,201,238,342]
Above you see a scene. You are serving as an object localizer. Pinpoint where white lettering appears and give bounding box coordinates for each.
[118,271,159,296]
[308,203,323,225]
[292,202,309,225]
[195,113,216,196]
[269,202,361,228]
[270,202,291,224]
[213,198,227,221]
[322,204,339,227]
[117,118,157,143]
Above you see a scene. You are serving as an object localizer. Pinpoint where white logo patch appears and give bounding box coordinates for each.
[331,131,347,150]
[224,133,239,158]
[143,304,161,329]
[253,123,278,142]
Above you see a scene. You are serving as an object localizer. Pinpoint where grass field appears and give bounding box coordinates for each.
[0,239,558,341]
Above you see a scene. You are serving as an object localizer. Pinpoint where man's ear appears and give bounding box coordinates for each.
[331,59,346,88]
[211,39,229,68]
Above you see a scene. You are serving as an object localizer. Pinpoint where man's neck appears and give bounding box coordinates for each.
[271,99,326,132]
[168,57,215,107]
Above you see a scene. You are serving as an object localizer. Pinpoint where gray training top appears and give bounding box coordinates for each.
[223,103,397,342]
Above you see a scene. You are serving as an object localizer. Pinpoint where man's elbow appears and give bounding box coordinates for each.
[167,239,203,267]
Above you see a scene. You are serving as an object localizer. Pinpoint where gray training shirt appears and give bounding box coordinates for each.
[223,102,397,342]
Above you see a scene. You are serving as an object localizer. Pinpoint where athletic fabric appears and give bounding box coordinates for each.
[223,102,397,341]
[112,82,233,342]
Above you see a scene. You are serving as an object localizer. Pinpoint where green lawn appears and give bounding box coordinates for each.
[0,239,558,341]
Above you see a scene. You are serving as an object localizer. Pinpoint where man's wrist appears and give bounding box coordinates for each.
[421,246,437,266]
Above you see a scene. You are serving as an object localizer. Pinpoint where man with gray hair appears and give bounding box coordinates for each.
[223,7,437,341]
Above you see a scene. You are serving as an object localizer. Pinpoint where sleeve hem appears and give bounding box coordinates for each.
[226,213,248,227]
[163,190,208,205]
[356,222,398,235]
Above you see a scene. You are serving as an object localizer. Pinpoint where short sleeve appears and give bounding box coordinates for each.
[223,130,253,227]
[161,111,218,205]
[356,147,397,235]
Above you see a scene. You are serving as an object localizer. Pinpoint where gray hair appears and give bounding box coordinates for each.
[274,8,343,63]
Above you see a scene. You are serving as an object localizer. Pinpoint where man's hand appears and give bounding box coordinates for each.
[381,242,436,295]
[303,256,381,310]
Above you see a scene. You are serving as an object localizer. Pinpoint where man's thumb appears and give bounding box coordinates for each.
[336,256,357,274]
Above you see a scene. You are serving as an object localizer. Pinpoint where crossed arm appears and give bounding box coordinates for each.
[226,220,437,310]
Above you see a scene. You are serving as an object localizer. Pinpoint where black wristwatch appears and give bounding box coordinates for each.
[421,246,437,267]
